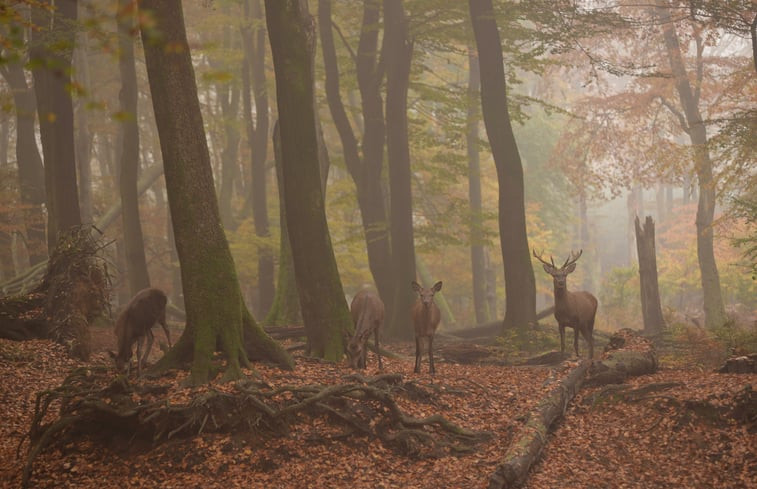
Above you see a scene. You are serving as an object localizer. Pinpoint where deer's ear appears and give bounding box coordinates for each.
[411,281,421,292]
[565,262,577,274]
[432,281,442,292]
[542,264,552,274]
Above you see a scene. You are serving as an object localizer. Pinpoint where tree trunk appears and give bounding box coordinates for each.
[319,0,393,311]
[217,56,241,231]
[634,216,665,336]
[139,0,292,384]
[469,0,536,332]
[656,1,726,329]
[488,360,591,489]
[29,0,81,249]
[117,0,151,295]
[265,0,352,360]
[73,29,93,224]
[384,0,417,340]
[0,59,48,265]
[467,44,488,325]
[241,0,274,318]
[263,121,302,326]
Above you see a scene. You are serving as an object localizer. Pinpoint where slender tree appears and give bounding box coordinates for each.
[655,0,727,329]
[0,20,47,265]
[384,0,417,340]
[139,0,292,384]
[265,0,353,360]
[466,44,488,325]
[469,0,536,332]
[29,0,82,249]
[241,0,274,317]
[319,0,393,310]
[117,0,151,294]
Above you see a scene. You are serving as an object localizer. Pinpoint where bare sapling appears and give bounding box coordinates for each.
[533,249,598,359]
[111,287,172,376]
[411,280,442,374]
[347,289,384,370]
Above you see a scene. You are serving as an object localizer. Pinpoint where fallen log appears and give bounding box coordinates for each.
[718,353,757,374]
[488,359,590,489]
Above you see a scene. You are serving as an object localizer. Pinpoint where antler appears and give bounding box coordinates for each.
[532,249,555,268]
[562,249,583,268]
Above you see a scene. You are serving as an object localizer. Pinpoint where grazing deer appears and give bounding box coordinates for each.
[347,289,384,370]
[533,249,598,359]
[411,280,442,374]
[111,287,172,376]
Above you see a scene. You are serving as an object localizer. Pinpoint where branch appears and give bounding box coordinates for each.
[658,96,690,134]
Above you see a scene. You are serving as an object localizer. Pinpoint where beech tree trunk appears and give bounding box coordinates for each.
[656,1,726,329]
[242,0,275,317]
[634,215,665,336]
[140,0,292,384]
[263,121,302,326]
[319,0,394,311]
[30,0,82,249]
[467,44,489,325]
[117,0,151,295]
[265,0,353,360]
[469,0,536,332]
[384,0,417,340]
[0,58,47,265]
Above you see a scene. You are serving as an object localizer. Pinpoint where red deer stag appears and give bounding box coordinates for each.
[533,250,598,359]
[347,289,384,370]
[411,280,442,374]
[112,287,172,376]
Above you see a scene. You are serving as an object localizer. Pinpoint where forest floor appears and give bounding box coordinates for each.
[0,325,755,489]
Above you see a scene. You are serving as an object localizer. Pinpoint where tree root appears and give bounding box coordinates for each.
[21,370,491,487]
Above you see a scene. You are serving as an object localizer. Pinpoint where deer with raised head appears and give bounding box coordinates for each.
[111,287,172,376]
[411,280,442,374]
[533,250,597,359]
[347,289,384,370]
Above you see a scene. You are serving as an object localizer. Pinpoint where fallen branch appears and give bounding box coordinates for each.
[488,360,590,489]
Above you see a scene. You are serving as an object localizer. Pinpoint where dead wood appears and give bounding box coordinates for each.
[718,353,757,374]
[0,227,111,360]
[488,359,590,489]
[20,369,490,488]
[585,329,658,387]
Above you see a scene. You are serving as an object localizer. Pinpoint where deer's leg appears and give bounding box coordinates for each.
[428,335,435,375]
[142,329,155,370]
[374,327,382,370]
[160,318,172,349]
[573,328,580,357]
[135,336,143,377]
[414,337,422,373]
[559,324,566,353]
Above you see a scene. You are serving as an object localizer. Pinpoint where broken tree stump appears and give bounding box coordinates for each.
[585,328,658,387]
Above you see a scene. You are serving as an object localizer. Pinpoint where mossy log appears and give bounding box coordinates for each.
[488,360,591,489]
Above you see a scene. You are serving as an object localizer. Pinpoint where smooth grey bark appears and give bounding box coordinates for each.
[73,30,93,223]
[30,0,82,249]
[467,44,488,324]
[117,0,151,294]
[319,0,394,310]
[265,0,353,361]
[241,0,274,317]
[656,1,726,329]
[0,56,47,265]
[384,0,417,340]
[469,0,536,332]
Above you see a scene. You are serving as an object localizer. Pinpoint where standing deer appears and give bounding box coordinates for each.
[533,249,598,359]
[411,280,442,374]
[111,287,172,376]
[347,289,384,370]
